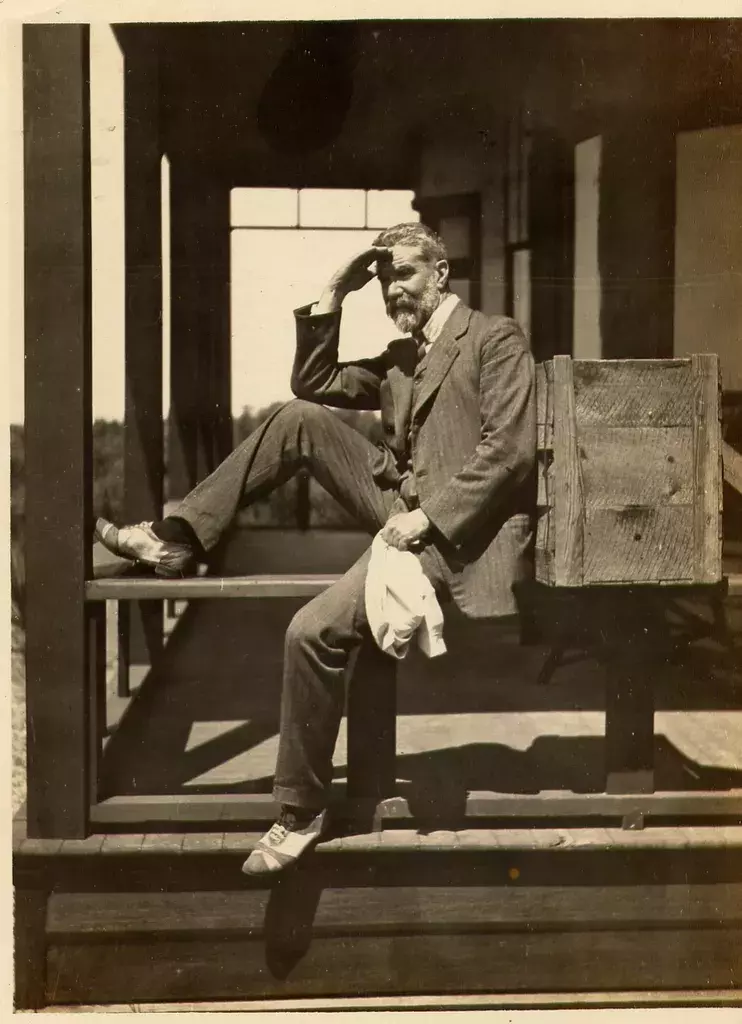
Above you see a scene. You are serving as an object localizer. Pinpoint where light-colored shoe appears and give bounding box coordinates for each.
[95,517,195,578]
[242,807,327,876]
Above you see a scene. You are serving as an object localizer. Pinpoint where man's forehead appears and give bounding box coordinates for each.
[378,244,428,269]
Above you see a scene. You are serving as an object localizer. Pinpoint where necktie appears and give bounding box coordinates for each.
[414,335,427,377]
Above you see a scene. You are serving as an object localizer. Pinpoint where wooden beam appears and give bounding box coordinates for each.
[168,167,232,495]
[86,573,342,601]
[23,24,93,838]
[598,122,676,360]
[121,33,164,683]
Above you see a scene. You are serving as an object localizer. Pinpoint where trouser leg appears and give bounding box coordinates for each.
[273,545,446,811]
[172,400,395,551]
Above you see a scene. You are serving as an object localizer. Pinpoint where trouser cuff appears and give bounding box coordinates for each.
[272,784,328,812]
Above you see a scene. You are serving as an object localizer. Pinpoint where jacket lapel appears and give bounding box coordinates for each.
[412,304,471,420]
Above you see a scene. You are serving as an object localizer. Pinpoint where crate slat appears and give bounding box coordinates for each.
[535,356,722,587]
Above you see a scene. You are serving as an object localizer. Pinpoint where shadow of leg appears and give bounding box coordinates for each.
[264,863,323,979]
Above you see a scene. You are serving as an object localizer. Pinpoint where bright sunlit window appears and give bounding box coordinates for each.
[230,188,418,415]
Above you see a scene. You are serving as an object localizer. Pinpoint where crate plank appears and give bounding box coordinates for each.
[572,361,694,427]
[552,356,584,585]
[583,506,694,584]
[579,426,692,508]
[692,354,723,584]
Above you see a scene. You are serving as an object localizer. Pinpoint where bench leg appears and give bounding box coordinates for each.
[346,637,397,802]
[118,599,163,698]
[603,643,655,795]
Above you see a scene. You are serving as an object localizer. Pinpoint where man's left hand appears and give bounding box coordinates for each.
[381,509,431,551]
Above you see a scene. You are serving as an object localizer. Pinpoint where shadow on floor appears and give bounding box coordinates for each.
[99,529,742,800]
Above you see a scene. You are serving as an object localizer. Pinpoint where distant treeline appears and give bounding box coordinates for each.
[10,404,381,632]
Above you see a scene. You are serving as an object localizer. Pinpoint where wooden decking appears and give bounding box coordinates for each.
[14,815,742,1006]
[94,530,742,812]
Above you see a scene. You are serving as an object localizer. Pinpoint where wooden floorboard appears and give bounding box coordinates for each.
[45,927,742,1004]
[46,882,742,936]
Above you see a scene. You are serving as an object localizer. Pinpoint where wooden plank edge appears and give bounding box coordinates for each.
[552,355,584,585]
[691,353,722,583]
[85,574,342,601]
[49,990,742,1011]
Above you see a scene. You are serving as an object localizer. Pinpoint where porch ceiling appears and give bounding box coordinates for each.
[113,20,742,190]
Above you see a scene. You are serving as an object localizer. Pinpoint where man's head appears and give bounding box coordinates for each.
[372,223,450,335]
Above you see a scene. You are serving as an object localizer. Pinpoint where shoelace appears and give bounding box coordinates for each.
[265,822,289,845]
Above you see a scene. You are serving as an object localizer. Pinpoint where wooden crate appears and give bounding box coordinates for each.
[535,355,722,587]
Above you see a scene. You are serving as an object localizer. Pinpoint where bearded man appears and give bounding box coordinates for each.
[96,222,536,875]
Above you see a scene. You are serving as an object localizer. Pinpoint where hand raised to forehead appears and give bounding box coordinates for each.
[328,245,393,295]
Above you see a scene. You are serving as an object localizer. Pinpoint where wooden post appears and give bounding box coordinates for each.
[87,603,107,804]
[13,885,48,1009]
[346,639,397,803]
[120,32,164,680]
[168,167,233,497]
[599,593,657,796]
[528,130,574,363]
[23,24,93,838]
[598,121,677,361]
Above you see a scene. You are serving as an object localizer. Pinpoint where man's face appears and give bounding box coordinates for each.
[376,244,448,335]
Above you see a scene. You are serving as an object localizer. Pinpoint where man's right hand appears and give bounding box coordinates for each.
[314,245,392,314]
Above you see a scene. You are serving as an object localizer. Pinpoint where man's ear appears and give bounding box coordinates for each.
[435,259,450,291]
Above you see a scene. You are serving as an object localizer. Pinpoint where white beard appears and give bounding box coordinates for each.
[391,309,420,334]
[388,279,441,336]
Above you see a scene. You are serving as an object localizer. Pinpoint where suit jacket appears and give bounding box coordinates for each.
[291,301,537,618]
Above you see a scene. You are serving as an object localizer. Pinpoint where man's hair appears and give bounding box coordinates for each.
[372,222,448,264]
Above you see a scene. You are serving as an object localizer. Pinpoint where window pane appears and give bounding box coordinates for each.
[299,189,366,228]
[438,215,471,260]
[231,188,297,228]
[366,189,418,228]
[230,228,401,413]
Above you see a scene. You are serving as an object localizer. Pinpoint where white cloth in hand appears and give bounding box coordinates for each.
[364,533,447,660]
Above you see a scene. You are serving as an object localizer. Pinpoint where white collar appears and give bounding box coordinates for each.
[417,292,460,349]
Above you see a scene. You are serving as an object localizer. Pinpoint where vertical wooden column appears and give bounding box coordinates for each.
[208,176,233,466]
[528,130,574,362]
[121,32,163,680]
[598,120,677,360]
[23,24,93,837]
[13,884,48,1008]
[168,166,233,499]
